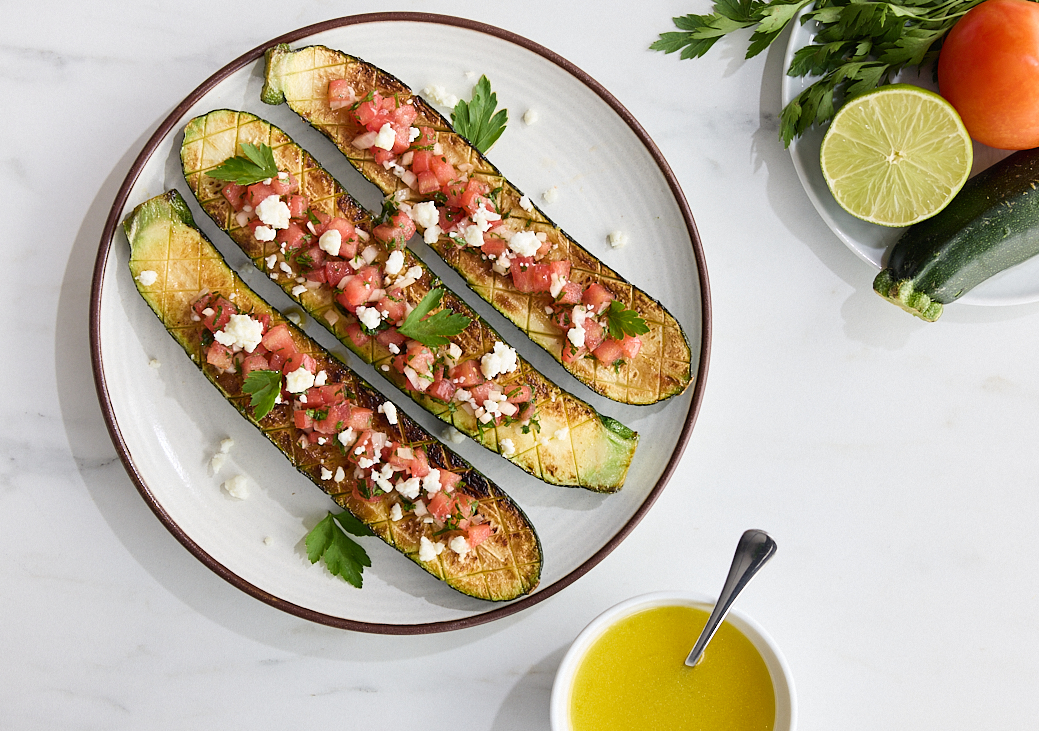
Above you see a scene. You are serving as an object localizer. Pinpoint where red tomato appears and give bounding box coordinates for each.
[938,0,1039,149]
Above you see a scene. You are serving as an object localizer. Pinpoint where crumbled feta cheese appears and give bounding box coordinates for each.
[409,126,421,142]
[318,229,342,256]
[397,476,422,500]
[542,186,559,204]
[568,305,588,349]
[209,452,227,474]
[314,370,327,386]
[256,195,291,229]
[385,249,406,276]
[422,469,442,495]
[422,84,459,108]
[356,305,383,330]
[443,426,466,444]
[148,359,161,369]
[373,122,396,151]
[555,427,570,441]
[508,230,541,257]
[500,438,516,458]
[378,401,399,425]
[284,366,315,393]
[334,466,346,483]
[263,536,273,546]
[219,438,234,454]
[222,475,248,499]
[463,223,485,248]
[447,342,463,361]
[418,535,446,562]
[412,200,440,230]
[390,503,404,522]
[320,467,333,481]
[607,230,628,249]
[480,341,519,380]
[279,261,293,274]
[265,254,278,269]
[291,284,307,297]
[423,223,443,244]
[549,272,568,298]
[214,314,264,353]
[253,225,277,242]
[471,207,501,232]
[449,535,471,557]
[519,195,534,212]
[523,108,539,125]
[136,270,158,286]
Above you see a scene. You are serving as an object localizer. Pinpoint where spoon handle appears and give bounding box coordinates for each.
[685,529,777,667]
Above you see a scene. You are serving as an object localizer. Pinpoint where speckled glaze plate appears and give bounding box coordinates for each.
[782,13,1036,306]
[90,13,710,634]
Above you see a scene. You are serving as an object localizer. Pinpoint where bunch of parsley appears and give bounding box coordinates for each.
[652,0,986,146]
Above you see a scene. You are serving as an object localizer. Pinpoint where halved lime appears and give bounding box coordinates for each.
[820,84,973,227]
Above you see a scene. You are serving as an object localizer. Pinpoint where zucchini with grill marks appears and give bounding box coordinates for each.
[260,43,694,405]
[125,190,541,601]
[874,148,1039,321]
[180,109,638,492]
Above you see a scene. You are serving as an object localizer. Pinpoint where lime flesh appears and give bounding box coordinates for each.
[820,84,973,227]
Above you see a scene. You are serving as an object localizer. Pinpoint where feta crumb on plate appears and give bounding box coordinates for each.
[523,108,539,125]
[607,230,629,249]
[542,186,559,204]
[222,475,248,499]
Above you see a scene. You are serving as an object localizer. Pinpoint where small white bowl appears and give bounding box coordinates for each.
[550,591,796,731]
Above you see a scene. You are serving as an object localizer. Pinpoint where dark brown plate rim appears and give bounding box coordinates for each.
[88,12,712,635]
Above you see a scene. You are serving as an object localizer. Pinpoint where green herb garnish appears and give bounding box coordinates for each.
[652,0,982,146]
[604,300,650,341]
[305,511,373,588]
[397,288,471,347]
[451,75,508,153]
[207,142,280,185]
[241,369,282,420]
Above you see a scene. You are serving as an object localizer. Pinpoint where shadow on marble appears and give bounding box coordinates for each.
[490,644,567,731]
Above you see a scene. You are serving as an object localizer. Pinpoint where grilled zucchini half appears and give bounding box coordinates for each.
[260,43,693,406]
[124,190,541,601]
[181,109,638,492]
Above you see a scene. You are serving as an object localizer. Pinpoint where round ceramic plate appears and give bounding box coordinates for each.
[781,13,1037,306]
[90,13,710,634]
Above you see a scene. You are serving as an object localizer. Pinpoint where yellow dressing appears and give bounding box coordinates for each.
[569,605,775,731]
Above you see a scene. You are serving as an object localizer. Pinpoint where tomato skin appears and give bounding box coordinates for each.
[938,0,1039,150]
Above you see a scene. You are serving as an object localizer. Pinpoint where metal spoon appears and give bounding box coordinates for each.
[685,529,777,667]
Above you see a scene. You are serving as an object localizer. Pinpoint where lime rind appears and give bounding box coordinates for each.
[820,84,973,228]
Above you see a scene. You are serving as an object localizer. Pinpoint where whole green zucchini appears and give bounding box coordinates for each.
[873,148,1039,321]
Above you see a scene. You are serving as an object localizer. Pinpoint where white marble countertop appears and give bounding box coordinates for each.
[6,0,1039,728]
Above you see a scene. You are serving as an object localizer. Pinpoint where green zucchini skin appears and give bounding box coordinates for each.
[874,148,1039,321]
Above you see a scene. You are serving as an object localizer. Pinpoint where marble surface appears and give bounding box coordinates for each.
[5,0,1039,728]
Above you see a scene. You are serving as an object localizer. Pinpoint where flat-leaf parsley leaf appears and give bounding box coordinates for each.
[604,300,650,341]
[397,288,471,347]
[208,142,280,185]
[451,75,508,154]
[242,369,282,420]
[305,511,373,588]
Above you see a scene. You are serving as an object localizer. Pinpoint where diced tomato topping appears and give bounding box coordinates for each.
[430,156,457,186]
[309,209,331,233]
[561,341,586,364]
[593,339,625,367]
[324,217,359,258]
[427,492,453,522]
[448,359,485,387]
[407,448,430,478]
[481,238,508,259]
[269,173,298,197]
[286,195,308,218]
[582,283,614,314]
[426,378,456,403]
[345,407,374,431]
[374,290,406,323]
[345,321,371,349]
[246,183,275,209]
[410,150,432,174]
[328,78,355,109]
[276,222,308,253]
[354,98,381,127]
[469,382,497,406]
[412,126,436,149]
[315,402,352,434]
[241,353,271,376]
[373,148,395,165]
[193,293,237,332]
[505,384,533,403]
[391,103,418,128]
[619,334,642,359]
[405,342,435,374]
[337,271,377,310]
[548,259,571,281]
[282,352,317,375]
[416,170,439,195]
[356,266,383,290]
[373,211,416,248]
[261,324,296,356]
[205,342,234,371]
[583,319,605,353]
[376,328,407,350]
[512,262,552,293]
[325,261,355,289]
[438,470,462,493]
[293,409,313,431]
[461,179,490,215]
[555,281,583,305]
[221,183,247,211]
[467,522,493,548]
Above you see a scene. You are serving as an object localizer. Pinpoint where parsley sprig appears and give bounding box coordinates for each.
[451,75,508,154]
[604,300,650,341]
[207,142,280,185]
[397,288,471,347]
[242,369,282,420]
[305,511,373,588]
[652,0,984,146]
